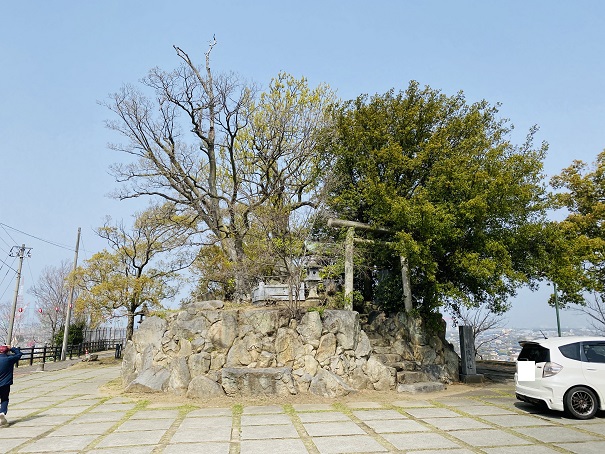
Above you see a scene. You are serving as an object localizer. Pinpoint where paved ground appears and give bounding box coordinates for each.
[2,359,605,454]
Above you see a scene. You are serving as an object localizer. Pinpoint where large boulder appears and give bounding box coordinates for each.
[186,375,225,398]
[316,333,337,364]
[309,368,356,397]
[124,366,170,393]
[296,311,323,347]
[322,310,359,351]
[275,327,304,367]
[207,311,238,348]
[132,316,167,350]
[121,341,137,386]
[168,357,191,395]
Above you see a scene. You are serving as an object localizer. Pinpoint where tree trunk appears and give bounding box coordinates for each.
[126,312,135,341]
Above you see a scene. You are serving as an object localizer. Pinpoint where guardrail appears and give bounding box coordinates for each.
[17,340,123,366]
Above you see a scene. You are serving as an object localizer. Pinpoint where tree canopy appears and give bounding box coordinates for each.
[73,204,193,340]
[322,82,550,315]
[105,44,334,300]
[550,151,605,305]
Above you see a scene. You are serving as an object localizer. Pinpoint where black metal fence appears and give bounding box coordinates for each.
[83,327,126,346]
[18,339,122,367]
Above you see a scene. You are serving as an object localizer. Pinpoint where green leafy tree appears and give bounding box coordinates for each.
[323,82,549,316]
[73,204,193,340]
[54,320,86,347]
[550,151,605,305]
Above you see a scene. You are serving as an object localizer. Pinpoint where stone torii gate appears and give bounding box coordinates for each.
[327,218,412,312]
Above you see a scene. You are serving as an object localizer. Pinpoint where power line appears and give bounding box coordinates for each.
[0,256,17,273]
[0,222,75,251]
[0,224,18,245]
[0,228,15,250]
[0,262,15,301]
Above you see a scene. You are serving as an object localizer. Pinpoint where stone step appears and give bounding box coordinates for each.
[396,381,445,394]
[397,370,429,384]
[374,353,403,364]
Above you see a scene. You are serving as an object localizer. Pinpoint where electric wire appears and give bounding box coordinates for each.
[0,224,18,245]
[0,233,15,262]
[0,256,17,273]
[0,261,15,302]
[0,222,75,251]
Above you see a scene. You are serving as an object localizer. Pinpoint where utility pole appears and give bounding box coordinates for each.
[554,282,562,337]
[61,228,80,361]
[7,244,32,345]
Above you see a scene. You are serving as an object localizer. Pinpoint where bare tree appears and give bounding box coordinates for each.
[574,293,605,335]
[28,260,72,344]
[451,305,508,359]
[104,42,333,301]
[0,299,30,345]
[0,300,10,343]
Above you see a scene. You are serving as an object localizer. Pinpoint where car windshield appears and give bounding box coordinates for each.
[518,343,550,363]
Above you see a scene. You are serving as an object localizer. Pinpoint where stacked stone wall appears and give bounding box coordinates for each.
[121,301,459,398]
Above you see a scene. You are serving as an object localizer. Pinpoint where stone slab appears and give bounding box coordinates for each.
[352,409,407,420]
[312,434,388,453]
[514,426,601,443]
[555,441,605,454]
[163,443,229,454]
[241,413,293,425]
[404,407,461,418]
[240,423,299,439]
[297,412,351,423]
[303,421,367,436]
[422,416,491,430]
[171,425,232,443]
[240,438,309,454]
[19,434,98,452]
[363,418,430,433]
[383,432,462,450]
[451,428,534,447]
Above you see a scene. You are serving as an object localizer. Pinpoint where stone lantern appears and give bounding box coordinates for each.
[305,259,321,300]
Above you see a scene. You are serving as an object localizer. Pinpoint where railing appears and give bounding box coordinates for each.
[17,340,123,367]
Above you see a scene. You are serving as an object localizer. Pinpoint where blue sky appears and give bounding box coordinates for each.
[1,1,604,329]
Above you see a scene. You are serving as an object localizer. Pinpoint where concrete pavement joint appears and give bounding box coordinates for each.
[80,399,148,452]
[5,363,605,453]
[283,403,321,454]
[229,404,242,454]
[392,403,486,453]
[5,396,113,453]
[434,400,590,453]
[150,406,192,454]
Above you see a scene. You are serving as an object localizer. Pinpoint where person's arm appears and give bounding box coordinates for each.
[9,346,22,361]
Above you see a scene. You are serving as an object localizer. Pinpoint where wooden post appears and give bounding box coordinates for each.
[328,218,412,313]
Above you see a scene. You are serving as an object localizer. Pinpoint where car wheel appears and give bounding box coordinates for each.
[564,386,598,419]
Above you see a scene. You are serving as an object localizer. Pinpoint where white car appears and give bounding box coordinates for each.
[515,336,605,419]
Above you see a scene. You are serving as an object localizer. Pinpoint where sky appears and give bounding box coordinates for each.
[1,1,604,330]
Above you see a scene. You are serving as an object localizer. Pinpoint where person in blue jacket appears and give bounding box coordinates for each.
[0,345,22,426]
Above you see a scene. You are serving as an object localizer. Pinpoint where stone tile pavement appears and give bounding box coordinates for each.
[2,361,605,453]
